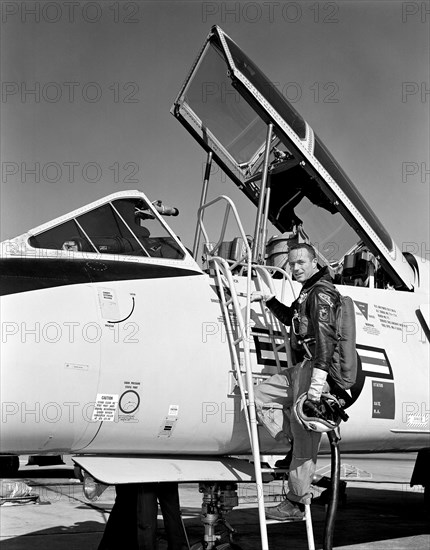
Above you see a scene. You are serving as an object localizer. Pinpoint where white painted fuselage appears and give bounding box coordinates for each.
[1,251,428,457]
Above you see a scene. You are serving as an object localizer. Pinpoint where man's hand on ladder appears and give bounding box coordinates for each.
[251,291,275,302]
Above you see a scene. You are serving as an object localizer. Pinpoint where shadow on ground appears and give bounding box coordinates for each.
[1,487,429,550]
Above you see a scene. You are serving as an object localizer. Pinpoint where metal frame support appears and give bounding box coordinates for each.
[252,123,273,264]
[193,151,213,259]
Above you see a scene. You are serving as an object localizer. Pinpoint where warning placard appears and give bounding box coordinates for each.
[92,394,119,422]
[158,405,180,438]
[98,288,120,320]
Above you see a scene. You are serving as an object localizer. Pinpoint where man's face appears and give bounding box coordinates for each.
[288,248,318,284]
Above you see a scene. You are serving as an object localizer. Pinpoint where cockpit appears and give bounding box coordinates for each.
[27,196,185,261]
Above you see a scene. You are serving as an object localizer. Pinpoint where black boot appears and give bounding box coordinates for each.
[274,448,293,469]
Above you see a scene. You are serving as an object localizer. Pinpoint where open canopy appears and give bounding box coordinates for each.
[172,26,415,289]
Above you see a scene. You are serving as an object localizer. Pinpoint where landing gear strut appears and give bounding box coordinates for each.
[190,482,243,550]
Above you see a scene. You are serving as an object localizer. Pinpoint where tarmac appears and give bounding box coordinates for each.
[1,453,429,550]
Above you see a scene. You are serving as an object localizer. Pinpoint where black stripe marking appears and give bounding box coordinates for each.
[356,344,393,380]
[252,328,288,368]
[0,258,202,296]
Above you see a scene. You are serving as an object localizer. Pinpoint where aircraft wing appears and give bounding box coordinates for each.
[172,25,415,290]
[73,455,257,484]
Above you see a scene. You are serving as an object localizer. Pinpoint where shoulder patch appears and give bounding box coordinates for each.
[318,304,330,322]
[319,292,334,307]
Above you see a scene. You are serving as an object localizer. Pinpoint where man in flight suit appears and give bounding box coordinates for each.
[253,243,340,520]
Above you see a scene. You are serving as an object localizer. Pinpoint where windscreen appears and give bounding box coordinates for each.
[293,197,359,263]
[29,197,185,260]
[184,42,267,165]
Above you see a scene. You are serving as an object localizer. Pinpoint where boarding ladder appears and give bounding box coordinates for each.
[198,196,315,550]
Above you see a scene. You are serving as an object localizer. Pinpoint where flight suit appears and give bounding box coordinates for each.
[254,266,339,505]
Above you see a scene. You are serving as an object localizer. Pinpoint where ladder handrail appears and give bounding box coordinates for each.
[210,260,269,549]
[199,196,314,550]
[197,195,250,268]
[254,264,298,303]
[211,258,252,443]
[199,196,270,550]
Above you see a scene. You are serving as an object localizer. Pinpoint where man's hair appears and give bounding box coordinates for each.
[288,243,316,260]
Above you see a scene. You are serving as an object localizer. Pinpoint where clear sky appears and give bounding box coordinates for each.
[1,1,429,259]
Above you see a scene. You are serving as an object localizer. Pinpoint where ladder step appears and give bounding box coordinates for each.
[265,518,306,524]
[260,468,289,474]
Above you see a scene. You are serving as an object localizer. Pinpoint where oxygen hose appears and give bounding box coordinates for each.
[323,430,341,550]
